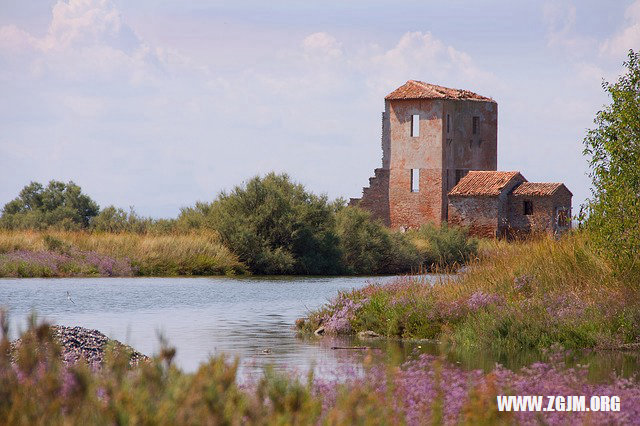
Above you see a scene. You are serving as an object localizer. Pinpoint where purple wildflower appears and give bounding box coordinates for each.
[322,294,365,334]
[467,291,502,311]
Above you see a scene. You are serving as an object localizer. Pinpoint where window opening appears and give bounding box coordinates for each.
[472,116,479,135]
[557,208,569,227]
[411,169,420,192]
[446,114,451,133]
[411,115,420,137]
[524,201,533,216]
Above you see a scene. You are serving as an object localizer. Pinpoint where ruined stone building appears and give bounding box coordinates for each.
[349,80,572,237]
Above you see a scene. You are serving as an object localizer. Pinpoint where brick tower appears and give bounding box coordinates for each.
[350,80,498,229]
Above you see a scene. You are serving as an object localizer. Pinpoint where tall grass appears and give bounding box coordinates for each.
[299,232,640,351]
[408,223,478,270]
[0,230,245,277]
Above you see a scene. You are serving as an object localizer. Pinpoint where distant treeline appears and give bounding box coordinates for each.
[0,174,477,276]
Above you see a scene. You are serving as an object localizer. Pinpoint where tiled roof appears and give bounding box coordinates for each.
[448,171,524,196]
[385,80,493,101]
[512,182,572,197]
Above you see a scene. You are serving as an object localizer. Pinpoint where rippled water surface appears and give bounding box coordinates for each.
[3,276,639,381]
[0,276,417,377]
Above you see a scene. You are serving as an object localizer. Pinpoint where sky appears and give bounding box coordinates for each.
[1,0,639,218]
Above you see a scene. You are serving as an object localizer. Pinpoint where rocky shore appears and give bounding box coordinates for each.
[11,325,147,367]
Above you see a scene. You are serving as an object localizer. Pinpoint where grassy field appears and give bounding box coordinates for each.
[298,232,640,352]
[0,230,245,277]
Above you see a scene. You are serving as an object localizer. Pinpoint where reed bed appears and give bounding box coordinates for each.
[0,230,245,277]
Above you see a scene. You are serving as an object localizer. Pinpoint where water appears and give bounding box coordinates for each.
[2,276,638,381]
[0,275,410,377]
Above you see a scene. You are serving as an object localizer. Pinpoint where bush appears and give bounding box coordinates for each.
[90,206,173,234]
[183,173,343,275]
[335,206,421,274]
[301,233,640,349]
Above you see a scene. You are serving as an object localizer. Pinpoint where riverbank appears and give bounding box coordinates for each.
[2,319,639,424]
[297,233,640,352]
[0,225,476,277]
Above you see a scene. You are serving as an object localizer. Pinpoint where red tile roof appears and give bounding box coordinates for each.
[512,182,572,197]
[448,171,525,196]
[385,80,494,101]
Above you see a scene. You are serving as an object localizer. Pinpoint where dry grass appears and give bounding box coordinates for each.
[0,230,246,276]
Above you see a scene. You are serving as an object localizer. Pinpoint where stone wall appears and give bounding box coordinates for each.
[448,195,499,238]
[507,187,572,236]
[442,99,498,196]
[497,176,527,237]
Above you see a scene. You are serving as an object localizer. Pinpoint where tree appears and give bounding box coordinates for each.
[0,180,100,230]
[583,49,640,269]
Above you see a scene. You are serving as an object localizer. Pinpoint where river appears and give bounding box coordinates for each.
[0,276,412,378]
[2,276,638,381]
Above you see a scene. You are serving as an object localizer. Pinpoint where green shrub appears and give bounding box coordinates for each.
[302,234,640,350]
[335,206,420,274]
[184,173,343,275]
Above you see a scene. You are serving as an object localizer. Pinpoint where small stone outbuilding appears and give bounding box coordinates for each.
[448,171,572,238]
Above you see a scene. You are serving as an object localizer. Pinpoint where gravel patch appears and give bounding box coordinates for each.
[11,325,148,367]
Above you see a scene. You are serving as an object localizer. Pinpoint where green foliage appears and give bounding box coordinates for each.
[335,206,420,274]
[1,181,99,230]
[90,205,173,234]
[583,49,640,271]
[183,173,343,275]
[3,174,478,275]
[176,202,212,231]
[410,223,478,268]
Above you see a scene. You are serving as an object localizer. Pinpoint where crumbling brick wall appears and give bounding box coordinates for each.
[387,99,444,228]
[507,188,572,236]
[448,196,499,238]
[349,168,390,226]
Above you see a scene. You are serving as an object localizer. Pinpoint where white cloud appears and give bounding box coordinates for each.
[360,31,499,96]
[600,0,640,57]
[302,32,343,59]
[542,0,596,56]
[0,0,174,86]
[0,25,39,52]
[543,1,576,44]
